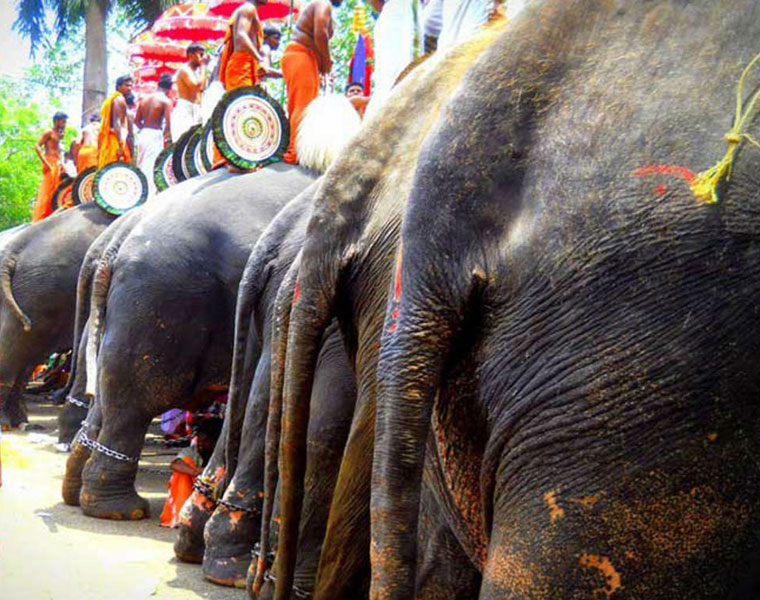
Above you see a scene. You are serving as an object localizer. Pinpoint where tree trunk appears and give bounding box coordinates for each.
[81,0,108,126]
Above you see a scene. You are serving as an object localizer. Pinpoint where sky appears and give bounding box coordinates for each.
[0,1,32,78]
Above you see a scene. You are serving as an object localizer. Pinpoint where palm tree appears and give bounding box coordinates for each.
[13,0,175,122]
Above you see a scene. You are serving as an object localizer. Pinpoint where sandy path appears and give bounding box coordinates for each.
[0,400,243,600]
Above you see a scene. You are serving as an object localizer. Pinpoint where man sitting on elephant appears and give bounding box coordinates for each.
[97,75,133,168]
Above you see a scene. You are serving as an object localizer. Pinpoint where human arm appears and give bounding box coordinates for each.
[177,65,206,97]
[163,100,172,145]
[135,100,145,130]
[111,96,128,160]
[234,7,265,63]
[34,130,53,171]
[170,456,202,477]
[314,2,334,74]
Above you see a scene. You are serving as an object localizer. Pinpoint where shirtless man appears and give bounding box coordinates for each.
[31,111,67,221]
[98,75,133,168]
[281,0,342,163]
[172,43,208,142]
[259,24,283,80]
[136,73,173,195]
[213,0,269,170]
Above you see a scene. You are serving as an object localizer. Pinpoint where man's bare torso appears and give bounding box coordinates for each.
[292,2,334,50]
[138,93,171,129]
[177,65,204,103]
[232,3,262,55]
[42,130,62,158]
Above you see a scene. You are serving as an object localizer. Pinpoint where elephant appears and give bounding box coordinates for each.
[253,24,508,600]
[370,1,760,599]
[61,164,317,521]
[180,188,356,591]
[0,204,116,426]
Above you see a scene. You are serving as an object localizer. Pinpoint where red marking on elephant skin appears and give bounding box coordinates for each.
[387,244,404,335]
[393,242,403,303]
[632,164,696,183]
[632,164,696,199]
[293,281,301,305]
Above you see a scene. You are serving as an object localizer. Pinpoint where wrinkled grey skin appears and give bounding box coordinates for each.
[0,205,115,426]
[57,171,233,443]
[192,188,356,592]
[372,2,760,599]
[260,26,499,600]
[64,164,315,521]
[57,207,148,444]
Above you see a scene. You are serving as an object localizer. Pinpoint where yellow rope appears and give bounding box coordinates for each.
[691,51,760,204]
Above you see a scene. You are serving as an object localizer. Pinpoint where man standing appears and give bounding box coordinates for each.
[76,115,100,173]
[136,73,173,196]
[259,24,283,80]
[213,0,268,170]
[172,43,208,142]
[98,75,133,169]
[32,111,67,222]
[281,0,342,164]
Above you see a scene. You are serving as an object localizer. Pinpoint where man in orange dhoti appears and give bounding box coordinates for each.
[281,0,341,164]
[76,115,100,173]
[213,0,268,171]
[98,75,134,169]
[31,111,67,222]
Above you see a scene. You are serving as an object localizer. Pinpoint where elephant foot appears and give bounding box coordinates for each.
[80,454,147,520]
[80,488,150,520]
[174,491,217,563]
[202,553,251,588]
[0,401,28,428]
[202,500,262,588]
[61,442,91,506]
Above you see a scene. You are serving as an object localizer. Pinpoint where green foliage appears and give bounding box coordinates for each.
[0,77,76,229]
[13,0,177,54]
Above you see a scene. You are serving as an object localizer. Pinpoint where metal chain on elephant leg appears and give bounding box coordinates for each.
[66,395,91,409]
[193,477,220,503]
[251,543,312,600]
[77,428,140,463]
[216,495,261,516]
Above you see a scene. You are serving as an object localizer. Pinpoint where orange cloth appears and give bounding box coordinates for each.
[98,91,132,169]
[76,145,97,172]
[213,19,264,168]
[281,42,320,164]
[31,156,60,222]
[159,453,199,528]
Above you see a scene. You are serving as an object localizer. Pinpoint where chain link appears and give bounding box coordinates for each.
[262,571,311,599]
[67,395,91,409]
[217,496,261,516]
[193,477,220,502]
[78,429,140,463]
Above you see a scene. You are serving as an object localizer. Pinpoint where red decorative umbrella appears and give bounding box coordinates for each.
[151,2,228,41]
[128,31,187,62]
[133,63,178,84]
[207,0,298,20]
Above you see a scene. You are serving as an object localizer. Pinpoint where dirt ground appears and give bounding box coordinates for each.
[0,398,243,600]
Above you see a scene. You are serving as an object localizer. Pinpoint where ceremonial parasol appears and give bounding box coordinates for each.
[128,31,187,62]
[133,63,178,84]
[151,2,228,42]
[207,0,298,20]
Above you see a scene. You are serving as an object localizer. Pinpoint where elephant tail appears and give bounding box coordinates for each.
[253,255,300,597]
[85,248,116,398]
[1,252,31,332]
[223,249,270,485]
[64,213,139,401]
[261,249,338,600]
